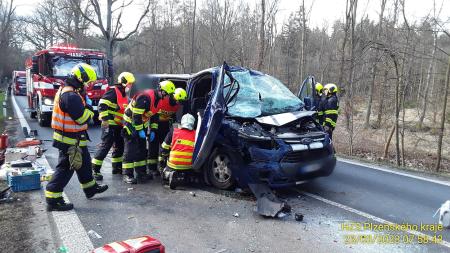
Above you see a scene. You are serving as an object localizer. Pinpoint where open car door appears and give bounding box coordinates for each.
[297,75,316,110]
[192,63,228,171]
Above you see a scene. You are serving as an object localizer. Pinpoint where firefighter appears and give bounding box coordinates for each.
[314,82,325,125]
[91,72,135,180]
[122,80,176,184]
[322,83,339,139]
[46,63,108,211]
[147,87,188,176]
[160,113,196,189]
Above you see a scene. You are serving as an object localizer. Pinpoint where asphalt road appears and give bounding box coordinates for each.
[13,95,450,252]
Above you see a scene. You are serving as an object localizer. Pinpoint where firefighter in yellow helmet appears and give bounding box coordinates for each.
[121,80,176,184]
[322,83,339,139]
[46,63,108,211]
[314,82,325,125]
[91,72,135,180]
[147,86,188,176]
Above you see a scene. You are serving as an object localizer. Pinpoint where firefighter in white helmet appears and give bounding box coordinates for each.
[160,113,196,189]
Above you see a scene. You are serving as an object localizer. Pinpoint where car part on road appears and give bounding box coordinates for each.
[295,212,304,222]
[248,183,291,217]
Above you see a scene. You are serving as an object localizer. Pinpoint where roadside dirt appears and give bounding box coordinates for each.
[0,95,56,252]
[333,100,450,174]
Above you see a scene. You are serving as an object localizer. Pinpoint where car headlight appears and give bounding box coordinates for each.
[43,97,54,106]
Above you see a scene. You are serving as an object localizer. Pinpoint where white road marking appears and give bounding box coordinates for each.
[338,158,450,187]
[11,95,94,252]
[299,190,450,249]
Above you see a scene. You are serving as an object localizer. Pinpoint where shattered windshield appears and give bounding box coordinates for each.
[224,70,303,118]
[52,56,105,79]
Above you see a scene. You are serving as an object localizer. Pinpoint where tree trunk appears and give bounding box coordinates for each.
[392,54,401,166]
[257,0,265,70]
[299,0,306,82]
[418,32,437,129]
[364,0,386,128]
[384,125,396,159]
[190,0,196,73]
[436,55,450,172]
[376,69,388,127]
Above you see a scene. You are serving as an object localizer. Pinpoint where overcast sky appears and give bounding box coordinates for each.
[14,0,450,35]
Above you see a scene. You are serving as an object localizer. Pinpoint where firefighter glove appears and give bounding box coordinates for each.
[67,146,83,170]
[138,130,146,139]
[149,131,155,142]
[85,95,93,106]
[101,120,109,128]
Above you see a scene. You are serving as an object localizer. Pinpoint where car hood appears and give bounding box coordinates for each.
[255,111,316,127]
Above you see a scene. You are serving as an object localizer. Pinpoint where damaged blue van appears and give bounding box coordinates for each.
[136,63,336,189]
[186,63,336,189]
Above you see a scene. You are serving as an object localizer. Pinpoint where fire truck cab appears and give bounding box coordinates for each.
[25,46,112,126]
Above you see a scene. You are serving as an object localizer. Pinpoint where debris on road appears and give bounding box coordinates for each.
[127,187,134,191]
[128,216,135,219]
[189,191,196,197]
[0,186,13,203]
[233,212,240,218]
[248,183,291,218]
[88,230,102,239]
[295,213,304,222]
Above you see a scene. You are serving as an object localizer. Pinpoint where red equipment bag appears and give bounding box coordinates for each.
[92,235,165,253]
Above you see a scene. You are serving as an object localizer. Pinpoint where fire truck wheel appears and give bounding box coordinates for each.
[37,107,50,127]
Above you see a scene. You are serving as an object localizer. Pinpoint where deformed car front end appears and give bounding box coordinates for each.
[189,63,336,189]
[219,111,336,188]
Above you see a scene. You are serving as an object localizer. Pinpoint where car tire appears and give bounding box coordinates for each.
[205,147,237,190]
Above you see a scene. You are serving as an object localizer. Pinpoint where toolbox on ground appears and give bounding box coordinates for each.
[7,171,41,192]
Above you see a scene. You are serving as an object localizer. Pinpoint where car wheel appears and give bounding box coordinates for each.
[206,148,237,190]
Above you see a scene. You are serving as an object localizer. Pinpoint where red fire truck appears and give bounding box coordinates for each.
[12,70,26,96]
[25,46,112,126]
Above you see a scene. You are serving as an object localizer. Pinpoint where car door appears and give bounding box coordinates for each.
[297,75,316,110]
[191,63,227,171]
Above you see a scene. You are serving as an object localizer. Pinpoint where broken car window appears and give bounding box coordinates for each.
[224,70,303,118]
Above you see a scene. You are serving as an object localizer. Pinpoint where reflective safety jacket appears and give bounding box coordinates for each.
[161,127,195,170]
[322,94,339,130]
[123,89,159,134]
[150,96,180,130]
[98,85,128,126]
[51,85,94,148]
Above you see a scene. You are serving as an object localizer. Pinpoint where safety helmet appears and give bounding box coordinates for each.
[180,113,195,131]
[71,63,97,84]
[324,83,338,94]
[173,88,187,102]
[159,80,176,95]
[315,82,323,95]
[118,72,135,86]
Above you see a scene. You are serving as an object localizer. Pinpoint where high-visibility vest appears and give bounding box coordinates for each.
[123,89,158,131]
[51,86,88,132]
[156,96,180,122]
[111,86,128,126]
[167,128,196,170]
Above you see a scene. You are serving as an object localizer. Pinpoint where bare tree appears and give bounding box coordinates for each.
[72,0,151,62]
[364,0,386,128]
[256,0,265,70]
